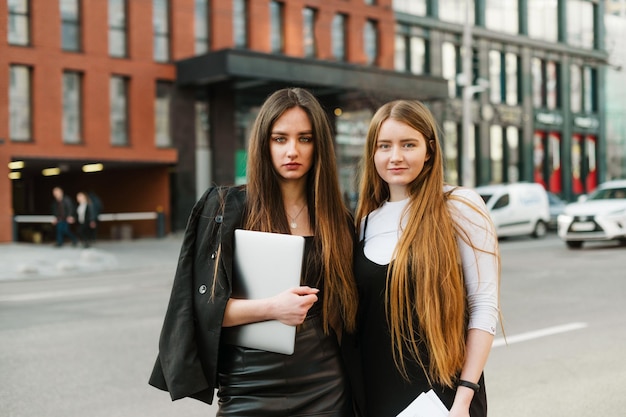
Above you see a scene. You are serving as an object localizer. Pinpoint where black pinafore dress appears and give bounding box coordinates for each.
[353,215,487,417]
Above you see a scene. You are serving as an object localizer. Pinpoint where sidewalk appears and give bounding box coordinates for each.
[0,235,184,281]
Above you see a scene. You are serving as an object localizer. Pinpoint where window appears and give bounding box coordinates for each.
[110,76,128,146]
[363,20,378,65]
[570,64,582,113]
[490,125,503,183]
[505,53,518,105]
[485,0,518,34]
[332,14,346,61]
[583,66,596,113]
[393,0,427,15]
[109,0,127,57]
[528,0,558,42]
[61,0,81,51]
[302,8,316,58]
[395,25,428,74]
[63,71,82,144]
[442,42,459,98]
[532,58,559,109]
[506,127,520,183]
[270,1,284,53]
[8,0,30,45]
[233,0,248,48]
[531,57,543,108]
[439,0,474,25]
[153,0,170,62]
[155,82,172,147]
[488,50,502,104]
[443,120,459,185]
[9,65,31,142]
[489,50,519,105]
[195,0,209,54]
[546,60,559,110]
[567,0,594,48]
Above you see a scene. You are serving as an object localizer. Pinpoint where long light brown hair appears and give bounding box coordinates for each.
[355,100,500,387]
[245,88,358,333]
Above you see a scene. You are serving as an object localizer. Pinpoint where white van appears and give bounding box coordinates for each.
[474,183,550,239]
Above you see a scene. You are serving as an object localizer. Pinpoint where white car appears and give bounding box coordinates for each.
[475,183,550,239]
[557,180,626,249]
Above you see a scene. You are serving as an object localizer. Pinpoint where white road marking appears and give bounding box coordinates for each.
[0,284,137,302]
[492,322,588,348]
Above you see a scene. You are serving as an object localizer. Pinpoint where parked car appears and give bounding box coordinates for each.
[547,192,567,230]
[557,179,626,249]
[475,182,550,239]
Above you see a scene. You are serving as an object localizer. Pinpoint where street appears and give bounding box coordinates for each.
[1,234,625,416]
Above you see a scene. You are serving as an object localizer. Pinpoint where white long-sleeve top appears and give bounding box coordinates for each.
[360,186,500,335]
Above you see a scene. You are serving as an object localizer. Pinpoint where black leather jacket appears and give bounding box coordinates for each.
[149,186,246,405]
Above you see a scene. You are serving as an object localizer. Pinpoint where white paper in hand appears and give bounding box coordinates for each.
[396,389,449,417]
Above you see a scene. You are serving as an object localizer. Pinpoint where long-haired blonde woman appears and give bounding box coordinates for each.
[351,100,500,417]
[150,88,358,416]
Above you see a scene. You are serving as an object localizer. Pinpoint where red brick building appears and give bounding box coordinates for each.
[1,0,447,242]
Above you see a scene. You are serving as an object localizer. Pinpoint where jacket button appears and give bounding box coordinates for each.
[198,285,207,294]
[215,215,223,223]
[211,252,217,259]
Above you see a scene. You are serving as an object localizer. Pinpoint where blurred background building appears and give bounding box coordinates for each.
[1,0,623,242]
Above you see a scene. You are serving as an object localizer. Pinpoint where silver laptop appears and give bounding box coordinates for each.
[222,229,305,355]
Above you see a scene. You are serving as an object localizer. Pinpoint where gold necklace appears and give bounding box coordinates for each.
[287,204,306,229]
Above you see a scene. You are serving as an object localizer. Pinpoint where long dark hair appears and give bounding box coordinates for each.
[245,88,358,333]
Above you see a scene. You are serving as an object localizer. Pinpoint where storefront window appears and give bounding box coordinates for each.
[490,125,503,183]
[546,61,559,110]
[531,57,543,108]
[506,127,520,183]
[570,65,582,113]
[443,121,459,185]
[583,67,596,113]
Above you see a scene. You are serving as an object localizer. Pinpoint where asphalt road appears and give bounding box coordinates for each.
[1,234,624,416]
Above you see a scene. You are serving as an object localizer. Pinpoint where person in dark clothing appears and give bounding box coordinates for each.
[149,88,358,416]
[51,186,78,247]
[76,191,97,247]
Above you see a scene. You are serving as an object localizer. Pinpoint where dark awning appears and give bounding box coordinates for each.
[176,49,448,102]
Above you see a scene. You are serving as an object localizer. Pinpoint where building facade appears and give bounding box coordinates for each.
[1,0,610,242]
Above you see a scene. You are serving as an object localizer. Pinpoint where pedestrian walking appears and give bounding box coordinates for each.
[76,191,97,247]
[149,88,358,416]
[348,100,501,417]
[51,186,78,247]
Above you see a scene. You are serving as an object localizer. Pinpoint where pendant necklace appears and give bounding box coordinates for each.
[287,204,306,229]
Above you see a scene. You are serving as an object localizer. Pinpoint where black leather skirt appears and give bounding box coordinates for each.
[217,316,354,417]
